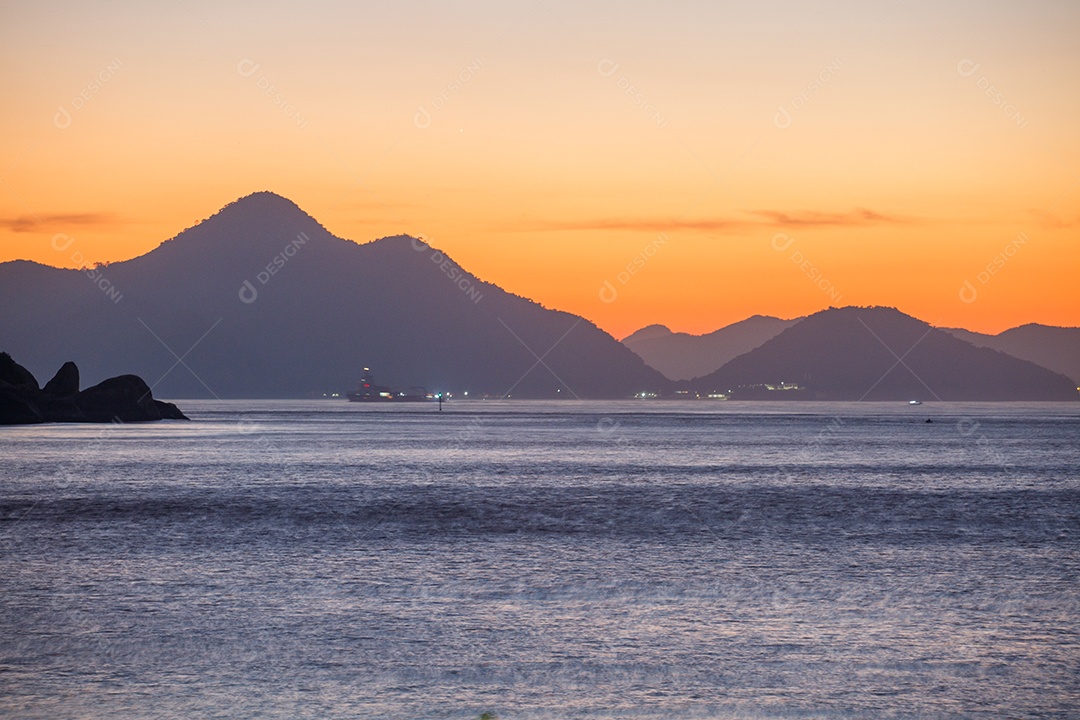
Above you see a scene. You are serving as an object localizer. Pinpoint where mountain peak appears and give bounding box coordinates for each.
[0,193,668,398]
[212,191,322,227]
[370,234,424,251]
[622,315,797,380]
[622,324,672,342]
[811,304,903,318]
[696,304,1076,400]
[81,192,329,285]
[233,189,297,205]
[944,322,1080,383]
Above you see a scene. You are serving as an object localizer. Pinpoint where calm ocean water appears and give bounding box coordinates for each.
[1,400,1077,719]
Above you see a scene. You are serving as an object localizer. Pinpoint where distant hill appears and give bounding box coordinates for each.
[622,315,796,380]
[943,325,1080,384]
[0,192,668,399]
[693,306,1078,401]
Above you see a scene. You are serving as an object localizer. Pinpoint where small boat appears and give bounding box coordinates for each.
[347,368,435,402]
[908,400,922,405]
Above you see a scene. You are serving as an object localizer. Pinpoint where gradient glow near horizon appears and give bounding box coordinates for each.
[1,0,1077,337]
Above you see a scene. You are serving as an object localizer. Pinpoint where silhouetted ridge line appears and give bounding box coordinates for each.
[0,193,668,399]
[690,306,1077,401]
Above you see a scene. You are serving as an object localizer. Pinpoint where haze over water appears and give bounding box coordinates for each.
[2,400,1077,718]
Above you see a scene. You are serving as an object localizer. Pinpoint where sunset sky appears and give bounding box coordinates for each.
[1,0,1077,338]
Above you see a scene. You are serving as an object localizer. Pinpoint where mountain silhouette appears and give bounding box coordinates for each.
[943,324,1080,384]
[0,192,667,399]
[692,306,1078,400]
[622,315,797,381]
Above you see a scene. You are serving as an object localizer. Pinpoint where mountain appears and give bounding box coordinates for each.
[0,192,668,399]
[622,315,796,381]
[943,325,1080,384]
[692,306,1078,401]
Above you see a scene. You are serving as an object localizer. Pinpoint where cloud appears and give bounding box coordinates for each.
[513,217,753,233]
[0,213,119,233]
[749,208,909,227]
[1031,211,1079,229]
[505,208,913,233]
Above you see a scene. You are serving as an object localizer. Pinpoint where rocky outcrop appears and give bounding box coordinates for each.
[42,361,79,396]
[0,351,39,391]
[0,391,44,424]
[0,353,188,424]
[75,374,188,422]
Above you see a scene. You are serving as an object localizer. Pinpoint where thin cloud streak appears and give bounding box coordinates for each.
[750,208,911,227]
[0,213,120,233]
[504,208,915,233]
[509,218,753,233]
[1031,211,1079,229]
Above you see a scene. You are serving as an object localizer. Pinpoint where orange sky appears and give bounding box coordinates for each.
[2,0,1078,338]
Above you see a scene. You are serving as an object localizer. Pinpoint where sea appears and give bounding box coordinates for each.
[1,400,1077,719]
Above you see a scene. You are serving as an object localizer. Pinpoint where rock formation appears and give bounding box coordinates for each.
[42,361,79,396]
[0,352,188,424]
